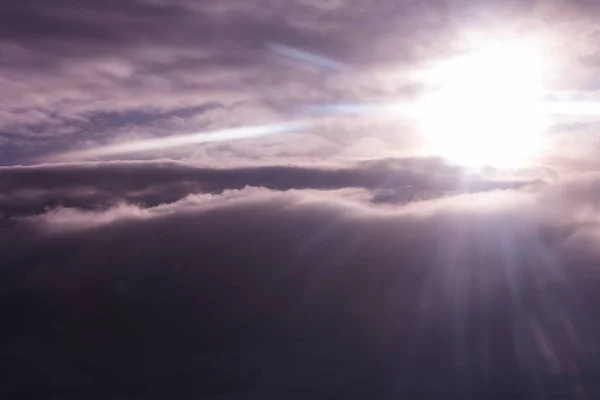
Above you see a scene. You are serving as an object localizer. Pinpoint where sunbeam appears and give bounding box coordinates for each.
[267,42,350,72]
[46,121,310,162]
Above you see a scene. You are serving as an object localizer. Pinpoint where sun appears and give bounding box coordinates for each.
[416,40,549,168]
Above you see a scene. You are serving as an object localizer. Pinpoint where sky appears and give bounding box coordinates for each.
[2,0,600,398]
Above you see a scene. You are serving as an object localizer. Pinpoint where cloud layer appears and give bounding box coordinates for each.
[2,0,600,165]
[0,157,599,397]
[3,0,600,398]
[0,158,540,217]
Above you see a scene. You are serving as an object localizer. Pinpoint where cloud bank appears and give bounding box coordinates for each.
[0,157,598,398]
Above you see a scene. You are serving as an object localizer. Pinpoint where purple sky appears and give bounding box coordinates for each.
[2,0,600,398]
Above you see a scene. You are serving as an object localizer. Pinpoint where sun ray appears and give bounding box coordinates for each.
[46,121,310,162]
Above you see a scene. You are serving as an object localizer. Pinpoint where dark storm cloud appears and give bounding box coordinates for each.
[0,184,599,397]
[0,158,539,217]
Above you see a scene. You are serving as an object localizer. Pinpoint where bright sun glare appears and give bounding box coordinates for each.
[417,40,548,167]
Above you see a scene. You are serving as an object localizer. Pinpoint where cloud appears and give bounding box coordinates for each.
[4,1,600,397]
[2,0,600,165]
[0,173,599,397]
[0,0,464,164]
[0,158,540,218]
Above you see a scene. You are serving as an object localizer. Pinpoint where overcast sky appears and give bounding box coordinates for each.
[2,0,600,398]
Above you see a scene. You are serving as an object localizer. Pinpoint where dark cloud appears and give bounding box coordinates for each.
[0,158,539,217]
[0,183,599,397]
[0,0,447,60]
